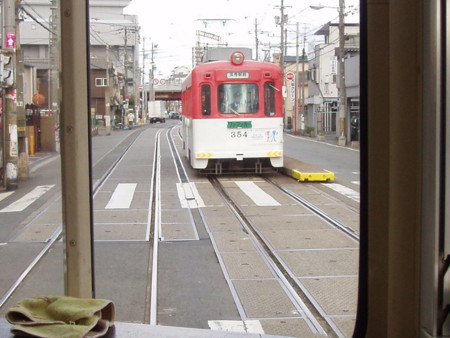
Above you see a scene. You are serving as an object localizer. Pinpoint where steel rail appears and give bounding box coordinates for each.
[166,126,249,320]
[266,176,360,242]
[250,176,358,337]
[148,129,162,325]
[165,127,200,240]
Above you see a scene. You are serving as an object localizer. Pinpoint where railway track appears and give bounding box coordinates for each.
[168,126,359,337]
[210,175,359,337]
[0,127,148,310]
[1,125,359,337]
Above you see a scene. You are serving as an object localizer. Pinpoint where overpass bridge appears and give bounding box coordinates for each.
[150,84,182,101]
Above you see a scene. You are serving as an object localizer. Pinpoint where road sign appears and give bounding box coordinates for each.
[286,72,295,81]
[5,32,15,49]
[153,79,159,85]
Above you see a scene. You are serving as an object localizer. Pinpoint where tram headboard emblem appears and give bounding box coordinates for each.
[230,51,245,65]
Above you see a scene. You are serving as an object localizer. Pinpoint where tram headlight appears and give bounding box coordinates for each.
[231,51,245,65]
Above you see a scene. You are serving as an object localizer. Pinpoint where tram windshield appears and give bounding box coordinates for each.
[218,83,259,114]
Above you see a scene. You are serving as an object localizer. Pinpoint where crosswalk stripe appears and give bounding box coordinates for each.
[235,181,280,206]
[0,185,55,212]
[323,183,360,202]
[0,191,14,202]
[105,183,137,209]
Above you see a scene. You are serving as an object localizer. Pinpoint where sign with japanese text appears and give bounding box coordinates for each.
[5,32,15,49]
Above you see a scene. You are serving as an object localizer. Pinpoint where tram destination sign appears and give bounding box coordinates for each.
[227,72,250,79]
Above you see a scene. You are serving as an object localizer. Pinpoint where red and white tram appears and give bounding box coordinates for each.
[181,51,283,174]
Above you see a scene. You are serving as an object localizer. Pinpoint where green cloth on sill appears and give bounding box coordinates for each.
[6,296,115,337]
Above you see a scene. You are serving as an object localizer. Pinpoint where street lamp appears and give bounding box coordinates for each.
[311,1,347,145]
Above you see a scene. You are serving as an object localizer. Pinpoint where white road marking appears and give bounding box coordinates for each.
[323,183,360,202]
[105,183,137,209]
[0,191,14,202]
[176,182,205,208]
[0,185,55,212]
[208,320,264,334]
[235,181,280,206]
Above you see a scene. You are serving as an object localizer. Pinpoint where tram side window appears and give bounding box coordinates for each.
[264,82,276,116]
[201,85,211,116]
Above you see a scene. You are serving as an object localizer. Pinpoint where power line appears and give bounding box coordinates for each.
[19,5,55,35]
[22,1,48,22]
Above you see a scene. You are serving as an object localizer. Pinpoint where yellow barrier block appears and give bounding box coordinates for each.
[292,169,335,182]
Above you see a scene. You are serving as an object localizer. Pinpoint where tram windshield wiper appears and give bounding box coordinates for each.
[268,84,281,92]
[229,107,240,116]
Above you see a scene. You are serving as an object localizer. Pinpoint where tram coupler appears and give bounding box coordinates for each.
[215,161,223,175]
[255,160,263,174]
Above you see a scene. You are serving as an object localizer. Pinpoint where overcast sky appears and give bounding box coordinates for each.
[124,0,360,78]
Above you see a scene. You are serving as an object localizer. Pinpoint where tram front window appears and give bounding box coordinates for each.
[217,83,259,114]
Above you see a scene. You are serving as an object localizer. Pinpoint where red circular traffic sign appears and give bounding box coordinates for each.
[286,72,295,81]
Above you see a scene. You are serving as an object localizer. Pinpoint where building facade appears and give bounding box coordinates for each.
[305,22,360,142]
[19,0,139,133]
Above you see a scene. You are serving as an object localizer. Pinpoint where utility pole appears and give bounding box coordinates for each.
[142,37,147,120]
[276,0,289,125]
[301,34,306,135]
[105,44,112,133]
[149,43,157,101]
[122,26,128,125]
[254,18,259,61]
[3,0,18,190]
[123,27,128,102]
[49,1,58,119]
[338,0,347,145]
[279,0,285,79]
[294,22,299,136]
[15,0,28,179]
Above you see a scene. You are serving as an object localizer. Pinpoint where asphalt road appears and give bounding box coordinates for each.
[284,133,360,189]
